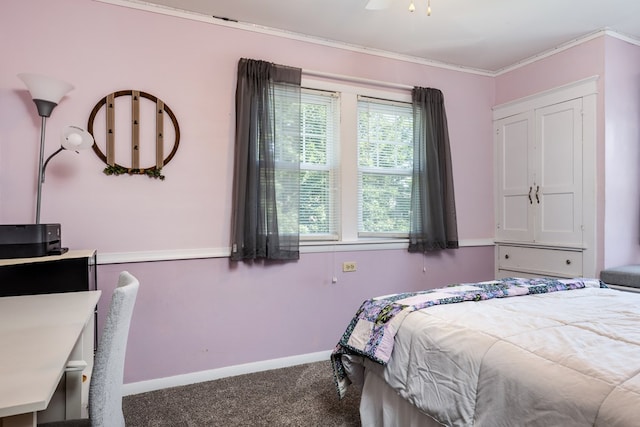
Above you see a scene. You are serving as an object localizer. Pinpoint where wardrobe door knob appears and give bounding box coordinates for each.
[566,259,571,265]
[505,254,510,259]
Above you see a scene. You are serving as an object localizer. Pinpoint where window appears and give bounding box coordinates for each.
[357,97,413,236]
[299,89,339,239]
[297,79,412,243]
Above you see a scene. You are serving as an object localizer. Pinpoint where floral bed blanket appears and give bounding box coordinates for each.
[331,277,602,399]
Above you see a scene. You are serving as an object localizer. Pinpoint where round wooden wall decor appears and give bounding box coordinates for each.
[87,90,180,180]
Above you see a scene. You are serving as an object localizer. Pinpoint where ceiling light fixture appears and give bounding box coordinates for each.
[409,0,432,15]
[366,0,432,15]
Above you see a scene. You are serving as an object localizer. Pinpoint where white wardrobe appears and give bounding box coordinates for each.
[494,77,598,279]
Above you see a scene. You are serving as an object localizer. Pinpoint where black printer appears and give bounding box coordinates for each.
[0,224,68,259]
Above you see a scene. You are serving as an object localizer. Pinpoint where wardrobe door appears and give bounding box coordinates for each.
[534,98,583,245]
[495,111,535,242]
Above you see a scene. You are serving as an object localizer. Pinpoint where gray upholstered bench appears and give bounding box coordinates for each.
[600,265,640,292]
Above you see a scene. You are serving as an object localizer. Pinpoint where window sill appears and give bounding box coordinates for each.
[300,238,493,253]
[300,239,409,253]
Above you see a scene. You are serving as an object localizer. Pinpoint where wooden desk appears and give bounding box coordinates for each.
[0,291,101,427]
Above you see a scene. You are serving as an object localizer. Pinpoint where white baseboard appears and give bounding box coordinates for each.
[122,350,333,396]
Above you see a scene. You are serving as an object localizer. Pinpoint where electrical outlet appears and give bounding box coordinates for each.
[342,261,357,272]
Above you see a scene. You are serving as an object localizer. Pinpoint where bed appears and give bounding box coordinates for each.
[331,277,640,426]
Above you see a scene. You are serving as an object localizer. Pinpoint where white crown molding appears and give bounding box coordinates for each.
[605,29,640,47]
[94,0,493,76]
[94,1,640,78]
[494,29,640,76]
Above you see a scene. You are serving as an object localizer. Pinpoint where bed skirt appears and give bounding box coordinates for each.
[360,367,444,427]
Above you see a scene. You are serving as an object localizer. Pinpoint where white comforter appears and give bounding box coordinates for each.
[381,286,640,426]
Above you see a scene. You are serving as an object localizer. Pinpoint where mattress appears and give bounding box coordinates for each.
[333,278,640,426]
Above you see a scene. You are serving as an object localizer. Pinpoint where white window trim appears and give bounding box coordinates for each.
[301,76,412,244]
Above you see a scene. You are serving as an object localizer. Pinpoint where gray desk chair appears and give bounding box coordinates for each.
[40,271,140,427]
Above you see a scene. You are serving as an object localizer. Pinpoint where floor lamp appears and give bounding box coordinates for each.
[18,73,89,224]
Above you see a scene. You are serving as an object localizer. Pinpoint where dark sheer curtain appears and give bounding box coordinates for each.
[230,58,302,261]
[408,87,459,252]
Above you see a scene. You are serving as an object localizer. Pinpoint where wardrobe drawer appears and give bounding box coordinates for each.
[498,245,582,277]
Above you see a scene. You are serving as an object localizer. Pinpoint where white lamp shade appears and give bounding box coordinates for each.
[18,73,74,104]
[61,126,94,150]
[365,0,392,9]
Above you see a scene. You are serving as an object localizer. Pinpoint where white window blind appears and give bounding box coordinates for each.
[299,88,340,239]
[357,96,413,236]
[272,83,303,236]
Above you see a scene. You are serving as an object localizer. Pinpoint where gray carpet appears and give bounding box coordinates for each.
[123,360,361,426]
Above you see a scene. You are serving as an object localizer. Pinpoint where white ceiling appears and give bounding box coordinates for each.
[132,0,640,73]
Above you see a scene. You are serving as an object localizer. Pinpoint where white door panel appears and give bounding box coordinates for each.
[495,112,534,242]
[535,98,583,244]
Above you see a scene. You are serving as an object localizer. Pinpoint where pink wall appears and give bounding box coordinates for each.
[602,37,640,267]
[4,0,640,387]
[1,0,496,383]
[0,0,495,249]
[98,248,494,382]
[495,35,640,272]
[494,38,605,106]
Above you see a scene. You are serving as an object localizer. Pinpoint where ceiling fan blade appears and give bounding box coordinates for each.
[365,0,393,10]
